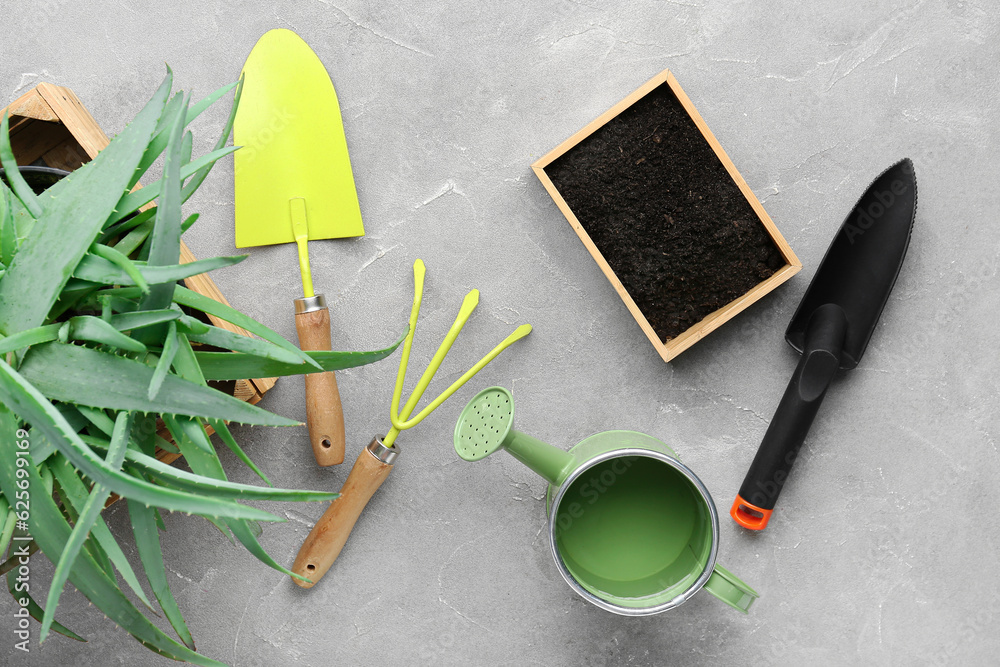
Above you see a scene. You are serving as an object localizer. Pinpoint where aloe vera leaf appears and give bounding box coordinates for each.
[228,517,311,583]
[186,319,308,366]
[166,411,311,582]
[47,449,155,613]
[175,313,210,336]
[180,76,242,205]
[69,315,147,353]
[207,418,271,486]
[48,281,102,323]
[110,219,155,259]
[127,496,195,649]
[0,323,61,355]
[172,285,321,370]
[55,402,89,432]
[0,505,14,557]
[20,342,299,426]
[50,469,113,578]
[0,357,284,520]
[75,405,116,436]
[28,431,57,464]
[162,413,214,457]
[148,320,179,400]
[0,113,42,217]
[141,92,188,315]
[196,328,407,380]
[181,213,199,232]
[0,540,37,576]
[0,182,15,265]
[109,309,181,332]
[181,131,193,166]
[100,206,156,244]
[41,412,150,642]
[6,568,86,642]
[128,81,238,191]
[107,145,239,227]
[0,73,172,337]
[81,435,334,502]
[73,253,247,287]
[127,91,186,192]
[89,243,149,293]
[0,433,225,664]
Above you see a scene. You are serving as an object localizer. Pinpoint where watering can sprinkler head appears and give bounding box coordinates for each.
[381,260,532,448]
[454,386,515,461]
[453,386,575,486]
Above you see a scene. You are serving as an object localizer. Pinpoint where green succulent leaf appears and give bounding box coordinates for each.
[0,358,284,520]
[68,315,147,352]
[19,342,299,426]
[127,496,195,649]
[128,80,238,191]
[0,72,172,336]
[81,435,333,502]
[172,285,322,370]
[89,243,150,293]
[0,181,15,265]
[108,309,182,332]
[41,412,143,642]
[0,323,61,356]
[185,318,308,366]
[196,328,407,380]
[148,320,179,400]
[73,253,247,287]
[107,145,239,227]
[0,113,42,217]
[0,414,224,664]
[6,567,86,643]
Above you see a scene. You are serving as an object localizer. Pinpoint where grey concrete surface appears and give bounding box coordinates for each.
[2,0,998,665]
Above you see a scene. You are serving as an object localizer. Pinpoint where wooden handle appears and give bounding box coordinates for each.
[292,439,397,588]
[294,296,345,466]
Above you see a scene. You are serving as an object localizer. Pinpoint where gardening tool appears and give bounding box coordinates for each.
[234,28,365,466]
[731,158,917,531]
[291,259,532,588]
[454,386,758,615]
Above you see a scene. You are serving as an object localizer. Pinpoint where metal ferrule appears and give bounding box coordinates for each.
[367,437,399,465]
[294,294,327,314]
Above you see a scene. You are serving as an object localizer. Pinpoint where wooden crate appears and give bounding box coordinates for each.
[532,70,801,362]
[2,83,277,460]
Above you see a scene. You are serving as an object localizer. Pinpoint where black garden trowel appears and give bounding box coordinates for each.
[731,158,917,530]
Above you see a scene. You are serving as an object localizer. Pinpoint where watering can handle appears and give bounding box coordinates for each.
[704,563,759,613]
[294,294,346,466]
[291,438,397,588]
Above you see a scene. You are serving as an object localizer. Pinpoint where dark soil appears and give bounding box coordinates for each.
[545,82,785,341]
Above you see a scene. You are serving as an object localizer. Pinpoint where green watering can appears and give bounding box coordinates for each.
[454,387,758,615]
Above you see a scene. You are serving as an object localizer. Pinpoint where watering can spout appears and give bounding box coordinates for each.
[454,387,575,486]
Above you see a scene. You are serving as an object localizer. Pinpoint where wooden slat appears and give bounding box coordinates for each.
[531,69,801,362]
[2,87,59,133]
[35,83,109,160]
[6,118,76,165]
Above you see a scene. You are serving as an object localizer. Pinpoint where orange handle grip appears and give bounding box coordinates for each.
[294,295,345,466]
[291,439,397,588]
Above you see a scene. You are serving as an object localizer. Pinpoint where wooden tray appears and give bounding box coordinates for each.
[2,82,277,461]
[533,70,801,362]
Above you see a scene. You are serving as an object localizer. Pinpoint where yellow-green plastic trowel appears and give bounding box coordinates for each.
[234,28,364,467]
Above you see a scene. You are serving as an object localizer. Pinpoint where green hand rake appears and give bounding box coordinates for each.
[292,259,531,587]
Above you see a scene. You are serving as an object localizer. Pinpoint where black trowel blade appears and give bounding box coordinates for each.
[785,158,917,369]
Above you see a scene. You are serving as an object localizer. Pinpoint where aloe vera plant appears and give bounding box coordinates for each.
[0,71,402,665]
